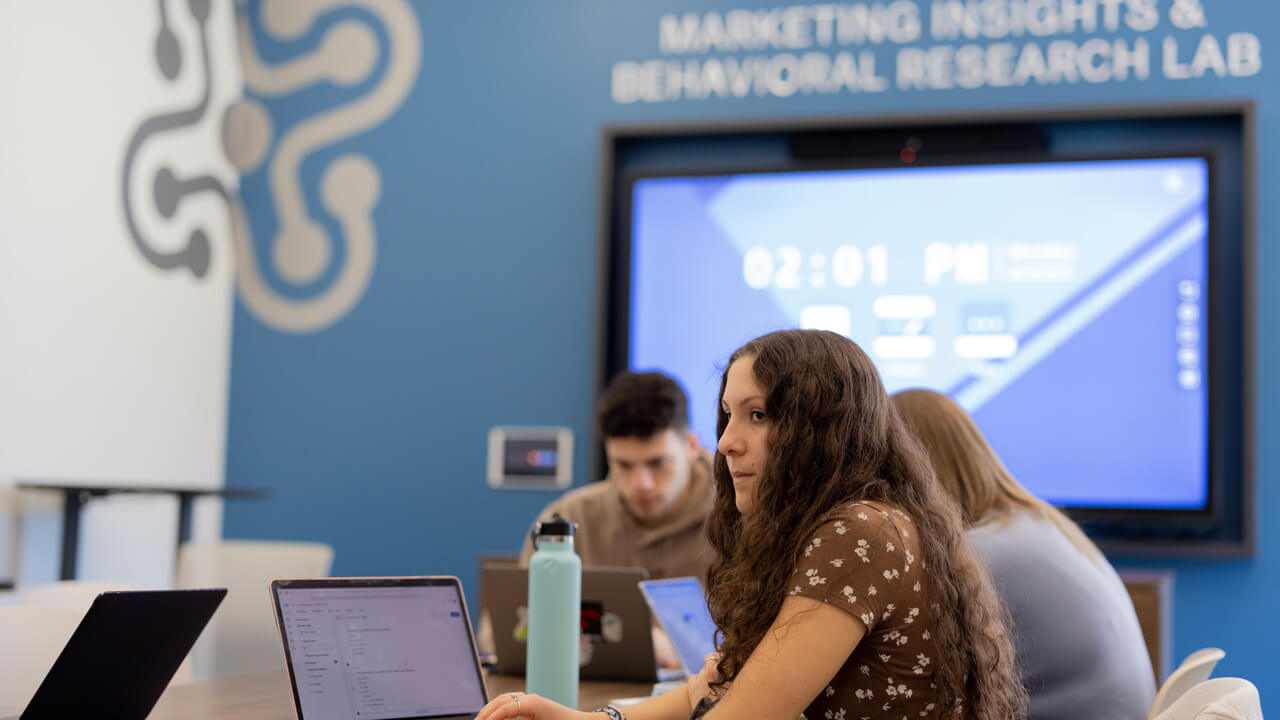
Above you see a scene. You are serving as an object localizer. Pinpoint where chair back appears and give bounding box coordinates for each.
[1153,677,1261,720]
[175,540,333,680]
[1149,647,1227,720]
[24,580,144,610]
[0,605,81,713]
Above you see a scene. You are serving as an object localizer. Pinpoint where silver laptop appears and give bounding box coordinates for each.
[270,576,487,720]
[481,564,680,682]
[638,576,719,677]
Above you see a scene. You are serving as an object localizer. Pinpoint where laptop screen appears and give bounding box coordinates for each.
[638,577,719,675]
[273,578,487,720]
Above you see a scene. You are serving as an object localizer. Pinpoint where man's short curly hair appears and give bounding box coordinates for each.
[596,371,690,439]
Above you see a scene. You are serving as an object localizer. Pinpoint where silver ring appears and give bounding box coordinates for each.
[510,693,522,714]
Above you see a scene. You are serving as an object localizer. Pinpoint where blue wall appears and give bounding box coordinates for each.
[225,0,1278,710]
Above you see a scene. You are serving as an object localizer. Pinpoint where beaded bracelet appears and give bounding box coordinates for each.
[592,704,627,720]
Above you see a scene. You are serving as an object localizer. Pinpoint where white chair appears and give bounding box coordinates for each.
[22,580,196,685]
[23,580,145,610]
[1153,677,1262,720]
[0,605,82,714]
[175,540,333,680]
[1149,647,1228,720]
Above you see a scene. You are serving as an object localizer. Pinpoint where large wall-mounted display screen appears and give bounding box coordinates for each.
[625,156,1209,512]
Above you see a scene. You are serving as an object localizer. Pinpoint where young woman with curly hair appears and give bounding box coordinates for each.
[477,330,1026,720]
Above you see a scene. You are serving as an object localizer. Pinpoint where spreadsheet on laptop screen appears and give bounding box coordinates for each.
[276,584,485,720]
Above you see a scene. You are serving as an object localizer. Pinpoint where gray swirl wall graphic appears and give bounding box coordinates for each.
[123,0,421,333]
[122,0,220,279]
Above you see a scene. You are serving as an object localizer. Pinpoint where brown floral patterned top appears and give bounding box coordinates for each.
[787,501,942,720]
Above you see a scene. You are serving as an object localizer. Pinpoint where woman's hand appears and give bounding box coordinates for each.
[686,653,725,709]
[475,691,595,720]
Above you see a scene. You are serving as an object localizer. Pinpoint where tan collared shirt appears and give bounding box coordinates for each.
[519,449,715,582]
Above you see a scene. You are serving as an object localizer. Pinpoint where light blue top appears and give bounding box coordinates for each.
[969,510,1157,720]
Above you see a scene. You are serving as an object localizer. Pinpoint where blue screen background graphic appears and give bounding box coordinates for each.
[629,158,1208,510]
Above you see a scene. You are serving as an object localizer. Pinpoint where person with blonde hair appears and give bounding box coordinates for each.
[892,388,1156,720]
[478,331,1025,720]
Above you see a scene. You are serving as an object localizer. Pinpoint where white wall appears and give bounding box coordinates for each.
[0,0,242,588]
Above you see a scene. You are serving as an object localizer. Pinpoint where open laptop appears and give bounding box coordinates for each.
[270,576,487,720]
[3,588,226,720]
[638,577,719,677]
[481,564,679,682]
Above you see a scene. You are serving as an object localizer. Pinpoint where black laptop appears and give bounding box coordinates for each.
[9,588,225,720]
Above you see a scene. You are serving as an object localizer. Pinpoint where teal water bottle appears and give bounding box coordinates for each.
[526,513,581,707]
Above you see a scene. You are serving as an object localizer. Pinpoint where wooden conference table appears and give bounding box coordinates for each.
[149,670,654,719]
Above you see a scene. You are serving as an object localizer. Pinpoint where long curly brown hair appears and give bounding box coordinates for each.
[705,330,1026,719]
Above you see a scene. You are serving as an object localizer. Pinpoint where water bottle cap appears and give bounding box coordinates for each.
[535,512,575,538]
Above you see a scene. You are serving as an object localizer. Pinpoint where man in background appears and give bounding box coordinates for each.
[518,371,715,669]
[519,370,714,581]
